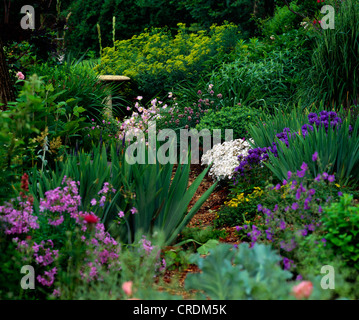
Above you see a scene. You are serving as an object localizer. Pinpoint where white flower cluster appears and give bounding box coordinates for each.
[201,138,253,181]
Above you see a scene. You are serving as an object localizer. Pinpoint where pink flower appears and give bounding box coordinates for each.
[122,281,133,296]
[292,281,313,299]
[16,72,25,80]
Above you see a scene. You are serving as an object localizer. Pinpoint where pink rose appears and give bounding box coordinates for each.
[292,281,313,299]
[122,281,133,296]
[16,72,25,80]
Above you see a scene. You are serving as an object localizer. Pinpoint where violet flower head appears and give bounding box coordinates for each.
[312,151,318,162]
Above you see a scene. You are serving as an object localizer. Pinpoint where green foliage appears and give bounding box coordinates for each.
[179,226,228,246]
[96,23,241,97]
[260,2,302,37]
[0,75,87,199]
[196,105,260,140]
[322,194,359,268]
[163,246,193,271]
[29,144,133,229]
[0,239,33,299]
[29,59,128,120]
[265,113,359,185]
[30,143,216,246]
[298,0,359,107]
[294,233,359,300]
[215,187,264,228]
[57,231,172,300]
[175,0,267,36]
[185,243,292,300]
[209,30,312,111]
[248,106,310,149]
[123,152,217,245]
[63,0,192,54]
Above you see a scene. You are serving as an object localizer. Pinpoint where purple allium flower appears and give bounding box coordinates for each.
[292,203,299,210]
[328,175,335,182]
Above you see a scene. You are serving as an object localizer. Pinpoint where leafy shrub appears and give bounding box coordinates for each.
[185,243,293,300]
[196,105,260,140]
[209,30,312,111]
[63,0,192,54]
[157,84,224,132]
[0,75,88,199]
[215,187,264,228]
[96,23,241,97]
[261,2,302,37]
[293,233,359,300]
[321,194,359,269]
[175,0,264,35]
[29,59,127,120]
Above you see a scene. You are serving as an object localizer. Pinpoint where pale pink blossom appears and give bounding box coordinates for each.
[122,281,133,296]
[16,72,25,80]
[292,281,313,299]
